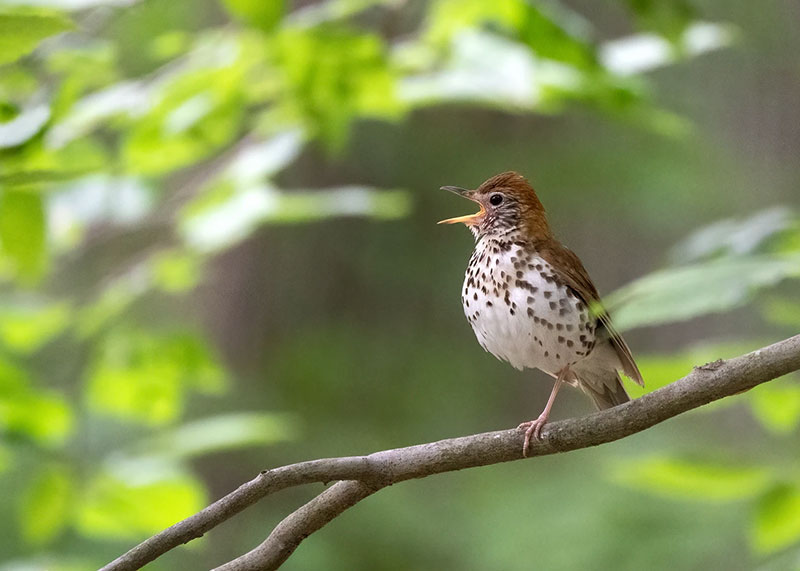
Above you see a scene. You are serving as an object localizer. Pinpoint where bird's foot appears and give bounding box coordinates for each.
[517,413,549,457]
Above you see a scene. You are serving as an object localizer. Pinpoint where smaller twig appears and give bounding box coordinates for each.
[214,481,378,571]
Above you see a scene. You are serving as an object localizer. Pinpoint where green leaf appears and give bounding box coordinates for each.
[606,254,800,331]
[20,464,73,545]
[0,189,47,282]
[0,302,70,353]
[668,207,795,264]
[222,0,284,31]
[625,342,755,399]
[753,483,800,553]
[131,412,298,461]
[517,3,597,68]
[0,137,108,186]
[762,297,800,329]
[750,379,800,435]
[610,456,772,502]
[76,469,205,539]
[425,0,524,46]
[181,183,410,252]
[0,10,73,66]
[275,27,402,150]
[123,67,245,175]
[425,0,595,68]
[86,329,226,425]
[4,390,74,446]
[152,250,202,293]
[0,355,73,445]
[623,0,695,44]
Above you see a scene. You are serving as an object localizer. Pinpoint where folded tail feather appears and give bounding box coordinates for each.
[577,369,630,410]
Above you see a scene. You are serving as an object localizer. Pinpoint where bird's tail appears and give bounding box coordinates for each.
[577,369,630,410]
[572,339,635,410]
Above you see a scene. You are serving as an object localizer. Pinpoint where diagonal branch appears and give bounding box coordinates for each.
[102,334,800,571]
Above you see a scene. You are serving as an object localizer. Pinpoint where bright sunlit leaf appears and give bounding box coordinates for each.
[152,250,202,292]
[5,391,74,446]
[0,190,47,282]
[625,342,756,399]
[20,464,73,545]
[86,329,226,424]
[752,483,800,553]
[122,67,245,175]
[749,379,800,435]
[76,470,205,539]
[275,27,402,150]
[222,0,284,31]
[0,356,74,444]
[129,412,298,461]
[0,10,74,66]
[0,302,70,353]
[610,456,773,502]
[761,297,800,329]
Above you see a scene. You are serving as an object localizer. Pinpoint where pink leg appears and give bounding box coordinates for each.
[517,368,568,457]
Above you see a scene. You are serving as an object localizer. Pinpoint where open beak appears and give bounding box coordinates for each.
[437,186,485,225]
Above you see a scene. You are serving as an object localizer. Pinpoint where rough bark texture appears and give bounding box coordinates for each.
[100,334,800,571]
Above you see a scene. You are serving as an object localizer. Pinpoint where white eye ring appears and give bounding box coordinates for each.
[489,194,503,206]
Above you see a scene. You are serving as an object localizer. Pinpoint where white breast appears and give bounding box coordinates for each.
[461,239,595,375]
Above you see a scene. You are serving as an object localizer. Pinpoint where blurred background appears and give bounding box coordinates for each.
[1,0,799,569]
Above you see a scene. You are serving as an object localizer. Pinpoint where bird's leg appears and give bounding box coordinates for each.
[518,367,569,457]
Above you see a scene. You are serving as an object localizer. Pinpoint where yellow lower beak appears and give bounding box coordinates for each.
[437,203,486,225]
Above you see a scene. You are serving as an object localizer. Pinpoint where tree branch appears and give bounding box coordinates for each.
[101,334,800,571]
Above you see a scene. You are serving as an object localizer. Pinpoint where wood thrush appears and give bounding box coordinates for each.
[439,172,643,456]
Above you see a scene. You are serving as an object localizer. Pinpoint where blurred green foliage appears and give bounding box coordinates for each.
[0,0,799,569]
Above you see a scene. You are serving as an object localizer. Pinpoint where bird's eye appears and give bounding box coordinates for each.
[489,194,503,206]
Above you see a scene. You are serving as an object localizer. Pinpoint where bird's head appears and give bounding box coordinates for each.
[438,171,550,240]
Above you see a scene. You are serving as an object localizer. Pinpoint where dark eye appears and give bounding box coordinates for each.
[489,194,503,206]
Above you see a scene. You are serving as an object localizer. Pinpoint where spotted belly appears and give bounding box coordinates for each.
[461,251,595,374]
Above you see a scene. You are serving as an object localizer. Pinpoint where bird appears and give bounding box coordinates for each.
[438,171,643,456]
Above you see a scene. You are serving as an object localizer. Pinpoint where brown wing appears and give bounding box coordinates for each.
[537,240,644,386]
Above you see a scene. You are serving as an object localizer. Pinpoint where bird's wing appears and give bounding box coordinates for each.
[537,241,644,386]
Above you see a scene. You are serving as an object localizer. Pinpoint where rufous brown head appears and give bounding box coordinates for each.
[438,171,550,240]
